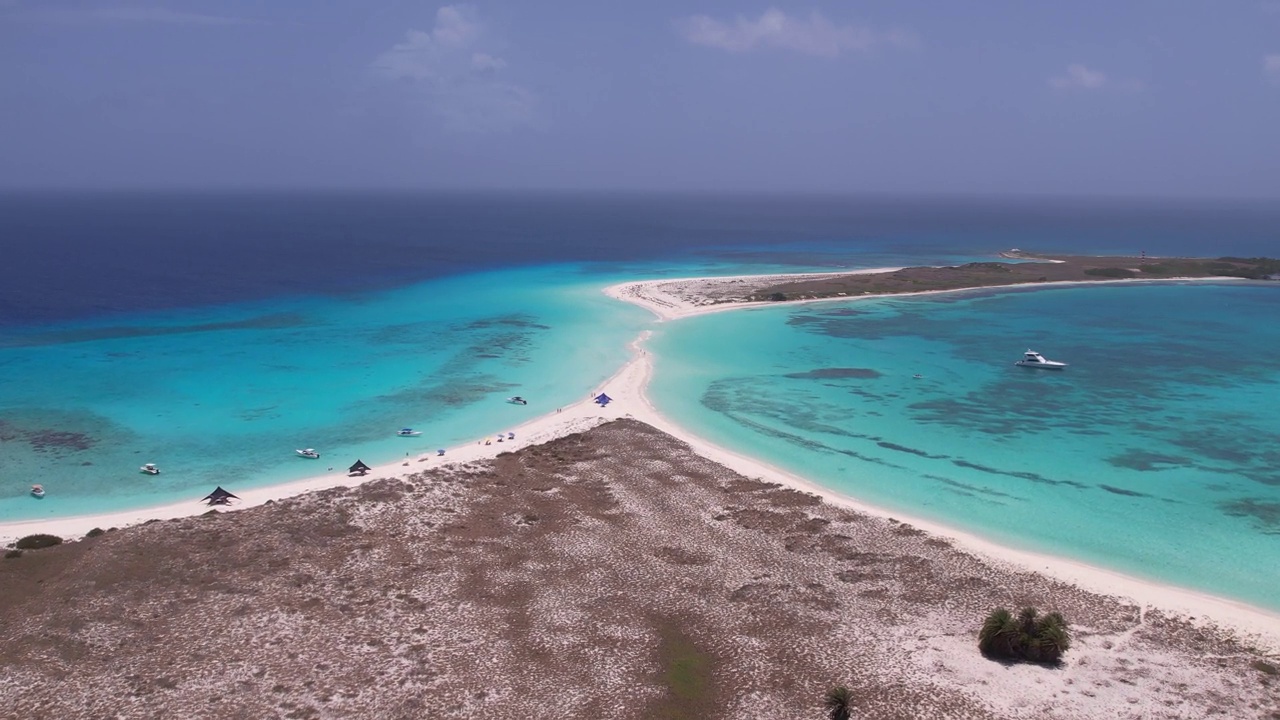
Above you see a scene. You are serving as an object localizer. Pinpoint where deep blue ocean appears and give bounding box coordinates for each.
[6,192,1277,327]
[2,192,1278,608]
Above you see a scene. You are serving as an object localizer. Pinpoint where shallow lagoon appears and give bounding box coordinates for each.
[647,282,1280,610]
[0,265,652,521]
[4,189,1280,611]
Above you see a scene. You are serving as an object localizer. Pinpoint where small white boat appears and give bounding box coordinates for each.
[296,448,321,459]
[30,484,45,499]
[397,428,421,437]
[507,396,528,405]
[1015,349,1067,370]
[140,463,161,475]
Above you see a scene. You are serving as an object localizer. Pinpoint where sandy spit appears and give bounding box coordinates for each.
[2,419,1277,720]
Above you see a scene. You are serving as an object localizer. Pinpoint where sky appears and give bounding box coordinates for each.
[1,1,1279,197]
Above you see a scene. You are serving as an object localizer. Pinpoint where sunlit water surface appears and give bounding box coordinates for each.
[648,282,1280,610]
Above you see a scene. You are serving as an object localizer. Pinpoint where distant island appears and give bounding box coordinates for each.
[745,252,1280,303]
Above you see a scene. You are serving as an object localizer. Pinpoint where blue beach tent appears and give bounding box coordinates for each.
[594,393,612,406]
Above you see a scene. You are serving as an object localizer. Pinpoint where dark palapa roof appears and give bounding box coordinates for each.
[201,486,239,505]
[594,393,612,403]
[349,459,372,473]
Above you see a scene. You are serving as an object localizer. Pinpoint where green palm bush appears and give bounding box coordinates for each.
[978,606,1071,664]
[823,685,854,720]
[978,607,1018,657]
[1034,612,1071,663]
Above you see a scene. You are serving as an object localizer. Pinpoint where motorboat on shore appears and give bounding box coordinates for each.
[296,448,321,459]
[1015,349,1067,370]
[507,396,528,405]
[140,463,161,475]
[30,484,45,499]
[397,428,421,437]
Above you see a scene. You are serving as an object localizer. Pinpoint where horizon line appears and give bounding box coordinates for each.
[2,187,1279,204]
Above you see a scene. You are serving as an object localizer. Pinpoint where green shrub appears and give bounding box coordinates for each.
[824,685,854,720]
[14,534,63,550]
[4,549,22,559]
[1084,267,1137,278]
[768,292,787,302]
[978,606,1071,664]
[85,527,105,538]
[961,262,1012,272]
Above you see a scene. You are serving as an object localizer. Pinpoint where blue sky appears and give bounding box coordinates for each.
[2,1,1278,196]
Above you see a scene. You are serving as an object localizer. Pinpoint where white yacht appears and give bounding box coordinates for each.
[296,448,321,459]
[1015,349,1067,370]
[397,428,421,437]
[139,463,161,475]
[507,396,528,405]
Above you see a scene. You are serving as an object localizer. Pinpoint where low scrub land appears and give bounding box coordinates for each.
[747,254,1280,302]
[1,421,1275,719]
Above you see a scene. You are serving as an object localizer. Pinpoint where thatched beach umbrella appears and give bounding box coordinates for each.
[349,459,371,476]
[201,486,239,506]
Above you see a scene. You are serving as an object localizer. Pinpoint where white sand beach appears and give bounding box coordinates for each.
[601,267,1252,322]
[602,268,904,321]
[4,268,1277,654]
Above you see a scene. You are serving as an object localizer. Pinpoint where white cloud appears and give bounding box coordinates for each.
[371,5,535,133]
[1266,54,1280,82]
[372,29,445,80]
[431,5,480,48]
[1049,64,1108,90]
[676,8,915,57]
[471,53,506,72]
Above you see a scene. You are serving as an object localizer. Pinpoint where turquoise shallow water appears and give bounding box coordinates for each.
[5,243,1280,612]
[3,251,924,523]
[7,193,1280,611]
[0,265,653,521]
[646,282,1280,610]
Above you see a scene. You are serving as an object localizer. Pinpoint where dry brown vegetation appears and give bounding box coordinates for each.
[1,420,1276,719]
